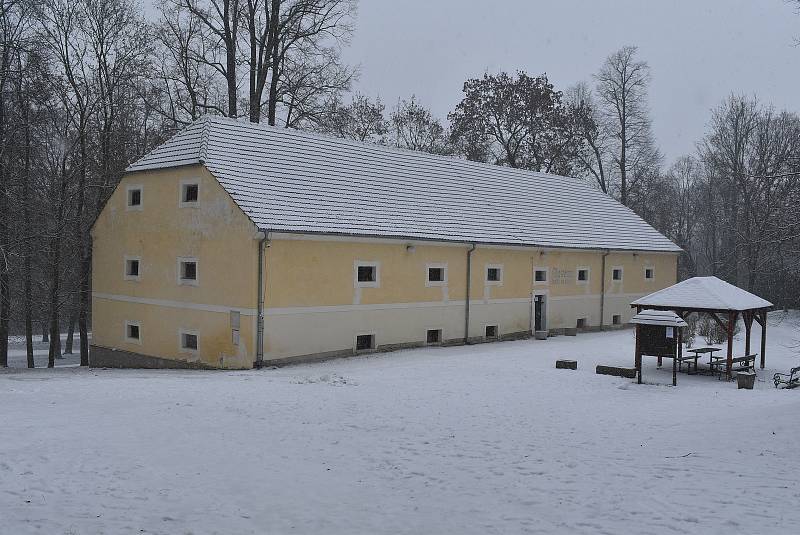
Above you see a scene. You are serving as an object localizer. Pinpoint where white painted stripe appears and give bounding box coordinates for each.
[549,292,647,302]
[93,292,257,316]
[264,293,648,316]
[267,297,530,316]
[94,291,647,318]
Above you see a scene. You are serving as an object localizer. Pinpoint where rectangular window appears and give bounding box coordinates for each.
[125,321,141,343]
[485,264,503,285]
[426,264,447,286]
[612,314,621,325]
[181,331,198,351]
[124,256,141,281]
[355,334,375,351]
[358,265,376,282]
[426,329,442,345]
[126,186,142,209]
[179,180,200,207]
[126,259,139,277]
[485,325,498,339]
[612,268,623,281]
[576,318,587,329]
[534,269,548,283]
[645,267,655,280]
[178,258,198,285]
[183,184,198,203]
[577,268,589,283]
[354,262,379,288]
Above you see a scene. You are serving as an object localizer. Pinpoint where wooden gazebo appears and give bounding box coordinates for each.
[631,277,773,380]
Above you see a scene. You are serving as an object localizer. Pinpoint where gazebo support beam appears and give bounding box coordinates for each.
[726,311,738,381]
[744,311,753,355]
[760,310,767,369]
[708,312,727,331]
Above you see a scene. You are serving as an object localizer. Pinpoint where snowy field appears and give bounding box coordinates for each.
[2,313,800,535]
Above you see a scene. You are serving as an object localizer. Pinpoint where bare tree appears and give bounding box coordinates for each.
[391,96,450,155]
[156,0,355,125]
[565,82,608,193]
[174,0,242,117]
[318,92,387,142]
[594,46,657,206]
[0,0,35,367]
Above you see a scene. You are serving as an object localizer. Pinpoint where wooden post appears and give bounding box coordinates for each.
[635,323,642,384]
[760,310,767,369]
[726,311,737,381]
[672,327,692,386]
[744,311,753,355]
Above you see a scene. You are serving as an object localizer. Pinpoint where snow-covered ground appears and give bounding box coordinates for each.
[2,312,799,534]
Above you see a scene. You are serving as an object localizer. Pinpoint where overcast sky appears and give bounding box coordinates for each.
[341,0,799,163]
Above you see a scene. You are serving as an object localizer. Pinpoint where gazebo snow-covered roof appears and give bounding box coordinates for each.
[631,276,773,311]
[631,276,773,380]
[630,310,688,327]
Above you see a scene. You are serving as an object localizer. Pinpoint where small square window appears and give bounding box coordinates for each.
[612,268,622,281]
[126,323,140,341]
[355,334,375,351]
[485,325,498,339]
[426,329,442,344]
[486,265,503,284]
[355,262,379,288]
[127,187,142,208]
[428,267,444,282]
[645,268,655,280]
[358,265,376,283]
[612,314,621,325]
[576,318,587,329]
[577,269,589,283]
[182,183,199,204]
[181,332,198,351]
[126,259,140,278]
[181,261,197,281]
[534,269,547,283]
[178,258,198,285]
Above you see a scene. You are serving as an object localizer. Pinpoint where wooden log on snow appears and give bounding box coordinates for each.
[596,365,637,379]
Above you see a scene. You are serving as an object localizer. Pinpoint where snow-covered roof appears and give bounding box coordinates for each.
[127,116,682,252]
[629,309,688,327]
[631,276,773,311]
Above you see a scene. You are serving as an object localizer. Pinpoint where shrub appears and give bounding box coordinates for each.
[697,316,740,345]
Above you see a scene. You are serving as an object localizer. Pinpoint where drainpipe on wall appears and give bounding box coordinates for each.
[464,243,477,344]
[599,249,609,331]
[254,231,270,368]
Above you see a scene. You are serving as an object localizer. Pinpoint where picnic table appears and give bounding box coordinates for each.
[678,347,721,374]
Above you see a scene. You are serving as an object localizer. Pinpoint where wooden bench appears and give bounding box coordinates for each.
[773,366,800,389]
[677,354,700,374]
[709,354,756,379]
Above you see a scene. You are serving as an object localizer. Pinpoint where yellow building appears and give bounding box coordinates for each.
[90,117,680,369]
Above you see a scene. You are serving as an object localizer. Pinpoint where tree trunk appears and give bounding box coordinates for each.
[77,126,90,366]
[0,79,8,368]
[64,300,76,355]
[21,84,34,368]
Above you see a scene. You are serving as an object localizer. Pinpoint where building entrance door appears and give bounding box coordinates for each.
[533,294,545,332]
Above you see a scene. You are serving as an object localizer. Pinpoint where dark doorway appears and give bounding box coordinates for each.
[534,294,545,331]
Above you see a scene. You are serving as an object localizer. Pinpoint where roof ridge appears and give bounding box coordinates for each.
[202,114,592,188]
[199,115,212,162]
